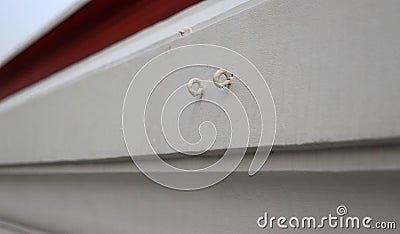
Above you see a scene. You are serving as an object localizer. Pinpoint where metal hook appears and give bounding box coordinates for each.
[213,69,233,88]
[187,78,205,97]
[179,27,193,36]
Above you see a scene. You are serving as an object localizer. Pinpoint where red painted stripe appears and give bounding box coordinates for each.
[0,0,200,100]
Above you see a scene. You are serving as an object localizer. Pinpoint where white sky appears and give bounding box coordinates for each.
[0,0,78,64]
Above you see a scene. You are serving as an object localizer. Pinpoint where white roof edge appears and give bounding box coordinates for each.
[0,0,257,113]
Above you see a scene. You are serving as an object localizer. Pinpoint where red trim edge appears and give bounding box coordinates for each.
[0,0,200,100]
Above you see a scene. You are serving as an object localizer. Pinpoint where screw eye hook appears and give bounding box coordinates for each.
[213,69,233,88]
[187,78,205,97]
[179,26,192,36]
[187,69,234,96]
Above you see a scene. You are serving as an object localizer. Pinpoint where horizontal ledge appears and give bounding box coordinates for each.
[0,217,49,234]
[0,143,399,175]
[0,136,399,167]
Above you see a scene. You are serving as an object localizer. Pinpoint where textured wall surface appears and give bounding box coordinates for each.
[0,172,399,233]
[0,1,399,233]
[0,0,399,163]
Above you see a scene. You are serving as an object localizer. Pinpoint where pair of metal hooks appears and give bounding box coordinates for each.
[187,69,234,97]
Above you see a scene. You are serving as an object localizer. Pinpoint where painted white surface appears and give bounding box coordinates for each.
[0,0,400,164]
[0,144,399,174]
[0,218,49,234]
[0,142,399,233]
[0,168,398,233]
[0,2,399,232]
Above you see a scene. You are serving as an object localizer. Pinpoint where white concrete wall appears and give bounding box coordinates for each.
[0,0,399,233]
[0,0,399,163]
[0,145,399,234]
